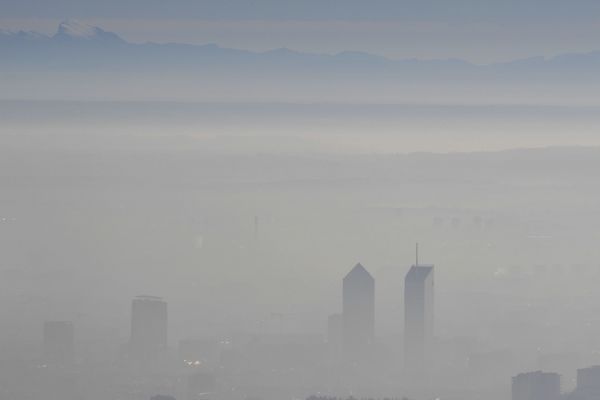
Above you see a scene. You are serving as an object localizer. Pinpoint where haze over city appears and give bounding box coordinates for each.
[2,1,600,400]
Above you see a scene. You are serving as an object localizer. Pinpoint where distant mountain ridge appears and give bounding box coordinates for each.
[2,20,600,103]
[0,20,439,64]
[2,19,600,71]
[1,20,123,43]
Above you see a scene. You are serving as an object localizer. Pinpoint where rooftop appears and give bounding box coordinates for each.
[344,262,374,281]
[405,264,434,282]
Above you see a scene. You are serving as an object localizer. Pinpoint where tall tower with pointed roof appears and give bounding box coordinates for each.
[342,263,375,358]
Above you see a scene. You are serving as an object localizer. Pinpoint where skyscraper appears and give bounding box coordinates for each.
[43,320,74,365]
[574,366,600,398]
[404,259,434,371]
[342,263,375,359]
[130,295,168,362]
[512,371,561,400]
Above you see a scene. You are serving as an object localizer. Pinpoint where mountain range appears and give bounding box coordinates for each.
[2,20,600,103]
[3,20,600,76]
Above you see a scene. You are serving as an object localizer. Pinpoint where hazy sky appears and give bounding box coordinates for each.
[3,0,600,63]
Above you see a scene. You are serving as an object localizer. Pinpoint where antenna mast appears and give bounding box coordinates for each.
[416,242,419,266]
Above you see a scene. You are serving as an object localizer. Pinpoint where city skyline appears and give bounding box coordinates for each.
[2,1,599,399]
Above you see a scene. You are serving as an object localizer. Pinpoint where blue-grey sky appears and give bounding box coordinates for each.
[2,0,600,62]
[3,0,600,20]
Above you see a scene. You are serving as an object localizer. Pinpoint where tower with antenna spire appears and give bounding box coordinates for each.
[404,244,434,372]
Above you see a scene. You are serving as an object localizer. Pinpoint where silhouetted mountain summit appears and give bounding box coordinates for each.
[53,20,125,44]
[0,20,124,45]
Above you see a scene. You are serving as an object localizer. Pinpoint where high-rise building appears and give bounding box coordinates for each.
[130,295,168,362]
[342,263,374,358]
[404,262,434,371]
[512,371,560,400]
[43,320,74,365]
[574,366,600,398]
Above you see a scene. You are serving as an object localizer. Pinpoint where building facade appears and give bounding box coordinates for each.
[404,264,434,371]
[512,371,561,400]
[130,295,168,362]
[342,263,375,359]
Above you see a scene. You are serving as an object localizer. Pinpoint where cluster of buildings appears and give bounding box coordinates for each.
[512,366,600,400]
[327,256,434,373]
[41,255,600,400]
[37,253,437,400]
[43,295,168,366]
[43,253,436,372]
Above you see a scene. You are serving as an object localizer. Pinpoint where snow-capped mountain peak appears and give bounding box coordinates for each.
[54,20,124,43]
[57,20,98,38]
